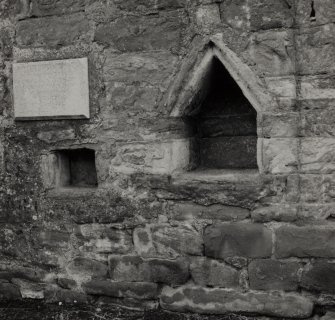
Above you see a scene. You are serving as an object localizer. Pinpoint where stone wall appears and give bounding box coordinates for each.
[0,0,335,319]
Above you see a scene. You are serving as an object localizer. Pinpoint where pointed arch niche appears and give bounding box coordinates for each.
[165,36,275,174]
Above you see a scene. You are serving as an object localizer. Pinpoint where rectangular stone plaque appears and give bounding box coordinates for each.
[13,58,89,120]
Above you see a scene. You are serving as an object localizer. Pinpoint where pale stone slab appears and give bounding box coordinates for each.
[13,58,89,120]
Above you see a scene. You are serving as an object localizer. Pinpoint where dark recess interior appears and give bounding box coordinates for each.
[56,148,98,187]
[185,57,257,169]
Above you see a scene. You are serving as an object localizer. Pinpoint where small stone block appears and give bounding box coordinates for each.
[13,58,89,120]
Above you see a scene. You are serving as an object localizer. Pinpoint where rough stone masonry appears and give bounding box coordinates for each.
[1,0,335,319]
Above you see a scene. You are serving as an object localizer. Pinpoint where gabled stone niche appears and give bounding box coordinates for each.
[42,148,98,189]
[184,57,257,170]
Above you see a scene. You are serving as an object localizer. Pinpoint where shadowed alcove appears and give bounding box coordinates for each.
[184,56,257,170]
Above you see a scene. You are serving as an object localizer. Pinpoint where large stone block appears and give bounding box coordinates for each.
[247,30,295,76]
[109,255,189,285]
[0,281,21,300]
[300,174,335,203]
[301,107,335,137]
[104,51,177,86]
[199,136,258,169]
[260,138,298,174]
[301,138,335,173]
[160,285,313,318]
[251,205,298,223]
[134,224,203,259]
[30,0,91,17]
[260,113,299,138]
[13,58,89,120]
[76,224,133,254]
[204,223,272,259]
[301,261,335,294]
[170,202,250,221]
[83,280,158,300]
[248,259,301,291]
[190,257,239,288]
[296,24,335,75]
[299,74,335,102]
[95,12,184,51]
[66,257,108,280]
[275,225,335,258]
[16,13,89,47]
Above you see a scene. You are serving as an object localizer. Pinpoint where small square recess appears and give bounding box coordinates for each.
[55,148,98,188]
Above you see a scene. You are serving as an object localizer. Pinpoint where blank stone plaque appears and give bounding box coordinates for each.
[13,58,89,120]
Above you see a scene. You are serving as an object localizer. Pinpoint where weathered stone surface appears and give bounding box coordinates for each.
[170,202,250,221]
[275,225,335,258]
[83,280,158,300]
[301,261,335,293]
[109,255,189,285]
[11,278,45,299]
[296,24,335,75]
[16,13,89,47]
[251,205,298,223]
[296,0,335,26]
[221,0,294,31]
[190,257,239,288]
[196,5,221,33]
[76,224,133,254]
[301,138,335,173]
[260,113,299,138]
[37,129,76,143]
[204,223,272,259]
[301,107,335,137]
[36,229,70,249]
[134,224,203,258]
[260,138,298,173]
[160,285,314,318]
[31,0,90,17]
[247,30,295,76]
[95,12,184,51]
[66,258,108,280]
[104,51,177,86]
[199,136,258,169]
[321,311,335,320]
[0,281,21,300]
[13,58,89,120]
[248,259,301,291]
[45,287,88,304]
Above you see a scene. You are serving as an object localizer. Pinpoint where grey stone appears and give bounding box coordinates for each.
[170,202,250,221]
[275,225,335,258]
[134,224,203,259]
[204,223,272,259]
[83,280,158,300]
[190,257,239,288]
[0,281,21,300]
[66,258,108,279]
[160,285,314,318]
[251,205,298,223]
[301,261,335,293]
[248,259,301,291]
[109,255,189,285]
[13,58,89,120]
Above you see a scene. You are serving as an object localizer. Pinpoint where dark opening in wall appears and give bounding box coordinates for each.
[185,57,257,170]
[55,148,98,188]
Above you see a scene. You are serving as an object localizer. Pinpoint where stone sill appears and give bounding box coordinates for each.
[46,186,99,198]
[173,168,260,183]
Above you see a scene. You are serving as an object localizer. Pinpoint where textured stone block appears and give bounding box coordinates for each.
[248,259,301,291]
[95,12,184,51]
[275,225,335,258]
[301,261,335,294]
[16,13,89,47]
[13,58,89,120]
[190,257,239,288]
[247,30,295,76]
[260,138,298,173]
[76,224,133,254]
[301,108,335,137]
[251,205,298,223]
[66,258,108,280]
[160,285,313,318]
[83,280,158,300]
[134,224,203,259]
[109,255,189,285]
[260,113,299,138]
[0,281,21,300]
[204,223,272,259]
[31,0,90,17]
[199,136,257,169]
[170,202,250,221]
[301,138,335,173]
[296,24,335,75]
